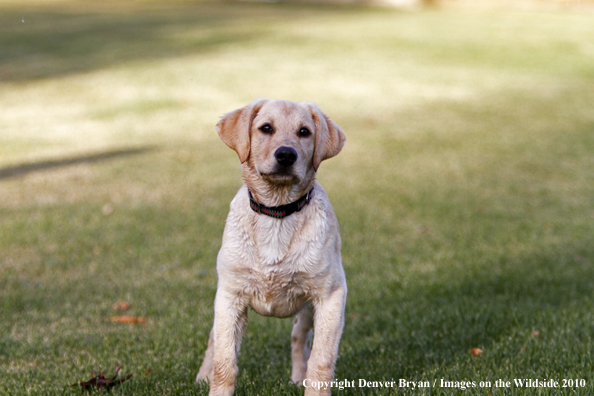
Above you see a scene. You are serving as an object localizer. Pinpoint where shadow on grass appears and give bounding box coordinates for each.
[0,3,248,81]
[340,242,594,383]
[0,1,344,82]
[0,146,156,180]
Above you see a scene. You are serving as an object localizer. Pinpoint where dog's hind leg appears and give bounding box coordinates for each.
[196,328,215,383]
[291,302,314,384]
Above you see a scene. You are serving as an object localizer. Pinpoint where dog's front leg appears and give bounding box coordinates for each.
[209,289,248,396]
[305,285,347,396]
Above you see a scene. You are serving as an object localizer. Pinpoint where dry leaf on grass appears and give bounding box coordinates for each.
[102,203,114,216]
[110,315,146,324]
[112,301,131,311]
[470,347,483,356]
[73,365,132,390]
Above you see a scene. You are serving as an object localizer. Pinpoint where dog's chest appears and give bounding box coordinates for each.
[255,215,304,265]
[247,269,312,318]
[241,213,323,317]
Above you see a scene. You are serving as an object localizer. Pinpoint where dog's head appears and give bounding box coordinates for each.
[216,99,346,188]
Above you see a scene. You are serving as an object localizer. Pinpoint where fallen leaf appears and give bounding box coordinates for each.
[74,365,132,390]
[110,315,146,324]
[144,367,151,376]
[470,347,483,356]
[102,203,114,216]
[112,301,131,311]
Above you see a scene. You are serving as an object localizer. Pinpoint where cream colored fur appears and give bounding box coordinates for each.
[196,99,347,396]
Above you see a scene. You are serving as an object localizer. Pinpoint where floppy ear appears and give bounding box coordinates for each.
[305,102,346,171]
[216,98,268,163]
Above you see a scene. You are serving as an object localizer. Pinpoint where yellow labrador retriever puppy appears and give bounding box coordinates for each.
[196,99,347,396]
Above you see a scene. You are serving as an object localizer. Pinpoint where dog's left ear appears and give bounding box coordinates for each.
[216,99,269,163]
[305,102,346,171]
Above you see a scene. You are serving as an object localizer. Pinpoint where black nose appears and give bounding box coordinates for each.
[274,146,298,167]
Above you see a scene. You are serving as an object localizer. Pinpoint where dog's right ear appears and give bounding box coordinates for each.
[216,99,269,163]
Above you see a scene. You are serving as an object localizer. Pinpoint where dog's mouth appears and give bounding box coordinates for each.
[260,170,300,185]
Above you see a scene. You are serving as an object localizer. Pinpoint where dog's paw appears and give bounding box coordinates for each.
[196,369,212,383]
[291,373,306,386]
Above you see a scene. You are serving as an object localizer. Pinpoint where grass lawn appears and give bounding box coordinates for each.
[1,1,594,395]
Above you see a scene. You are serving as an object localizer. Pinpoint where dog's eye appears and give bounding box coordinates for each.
[259,124,273,134]
[298,127,311,137]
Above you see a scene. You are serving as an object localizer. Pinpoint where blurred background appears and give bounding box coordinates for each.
[1,0,593,395]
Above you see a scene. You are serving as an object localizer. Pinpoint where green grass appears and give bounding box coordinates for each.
[1,1,594,395]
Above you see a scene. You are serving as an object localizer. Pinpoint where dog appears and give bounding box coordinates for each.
[196,99,347,396]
